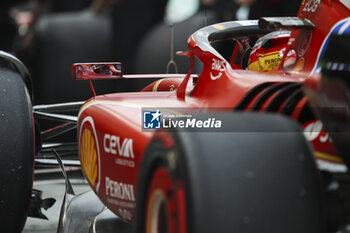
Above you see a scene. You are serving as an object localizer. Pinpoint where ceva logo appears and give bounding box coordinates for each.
[143,110,161,129]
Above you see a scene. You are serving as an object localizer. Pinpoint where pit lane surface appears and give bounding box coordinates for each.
[23,173,90,233]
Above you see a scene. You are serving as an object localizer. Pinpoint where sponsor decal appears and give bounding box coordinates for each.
[104,134,135,167]
[211,58,226,71]
[81,128,98,186]
[302,0,320,12]
[210,58,226,80]
[143,110,161,129]
[115,158,135,168]
[105,177,135,201]
[264,57,282,65]
[250,51,282,72]
[210,72,222,80]
[80,116,101,192]
[303,120,330,143]
[104,134,134,158]
[106,198,135,208]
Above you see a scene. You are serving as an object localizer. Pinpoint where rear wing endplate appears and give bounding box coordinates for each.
[259,17,315,30]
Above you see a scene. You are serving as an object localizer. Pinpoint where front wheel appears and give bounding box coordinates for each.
[135,113,325,233]
[0,67,34,232]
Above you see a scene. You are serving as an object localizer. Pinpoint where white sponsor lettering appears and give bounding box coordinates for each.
[320,132,329,143]
[303,0,320,12]
[106,198,135,208]
[104,134,134,158]
[210,72,222,80]
[304,120,323,141]
[211,58,226,71]
[303,120,330,143]
[210,58,226,80]
[105,177,135,201]
[115,158,135,168]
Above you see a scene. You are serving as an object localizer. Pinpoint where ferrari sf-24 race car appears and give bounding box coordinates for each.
[1,0,350,232]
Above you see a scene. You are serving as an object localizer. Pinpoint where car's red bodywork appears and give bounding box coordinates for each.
[77,0,350,222]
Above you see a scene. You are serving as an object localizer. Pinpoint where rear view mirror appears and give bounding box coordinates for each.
[72,62,123,80]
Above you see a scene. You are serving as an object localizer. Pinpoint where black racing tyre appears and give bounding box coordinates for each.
[0,67,34,232]
[135,113,325,233]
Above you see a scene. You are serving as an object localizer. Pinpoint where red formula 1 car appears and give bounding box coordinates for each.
[1,0,350,233]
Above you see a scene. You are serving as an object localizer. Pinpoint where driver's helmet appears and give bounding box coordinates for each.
[247,30,291,72]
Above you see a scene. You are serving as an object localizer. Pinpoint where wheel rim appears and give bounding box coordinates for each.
[145,167,186,233]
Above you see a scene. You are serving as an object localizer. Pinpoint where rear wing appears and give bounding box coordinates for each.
[259,17,315,30]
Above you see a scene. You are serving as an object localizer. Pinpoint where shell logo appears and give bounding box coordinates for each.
[80,127,99,188]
